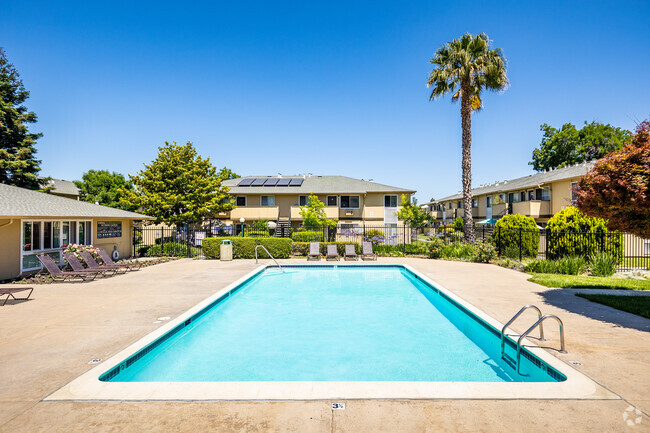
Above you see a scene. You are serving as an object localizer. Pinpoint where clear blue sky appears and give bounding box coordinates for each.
[2,1,649,202]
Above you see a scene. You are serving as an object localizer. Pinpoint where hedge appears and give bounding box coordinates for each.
[493,214,540,257]
[202,237,292,259]
[145,242,200,257]
[291,230,325,242]
[292,242,361,256]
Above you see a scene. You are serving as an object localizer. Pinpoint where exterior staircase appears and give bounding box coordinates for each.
[276,218,291,238]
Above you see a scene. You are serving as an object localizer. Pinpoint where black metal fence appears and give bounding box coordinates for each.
[132,222,649,270]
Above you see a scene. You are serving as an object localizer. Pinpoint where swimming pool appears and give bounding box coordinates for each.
[100,265,561,383]
[49,264,615,400]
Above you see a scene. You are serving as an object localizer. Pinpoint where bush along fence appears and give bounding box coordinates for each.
[133,223,648,270]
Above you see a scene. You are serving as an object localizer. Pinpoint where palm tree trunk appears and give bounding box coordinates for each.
[460,81,474,242]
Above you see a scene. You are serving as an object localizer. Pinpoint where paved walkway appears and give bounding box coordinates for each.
[0,258,648,432]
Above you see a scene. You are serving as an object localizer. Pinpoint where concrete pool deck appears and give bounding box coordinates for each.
[0,258,648,432]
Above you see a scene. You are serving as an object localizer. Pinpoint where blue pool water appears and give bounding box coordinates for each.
[104,266,564,382]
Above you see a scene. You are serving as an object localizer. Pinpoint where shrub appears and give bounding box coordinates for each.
[251,219,269,230]
[428,238,445,258]
[524,259,558,274]
[503,245,521,259]
[363,229,385,245]
[202,237,292,259]
[145,242,200,257]
[440,242,477,260]
[136,245,152,257]
[155,236,175,245]
[291,230,325,242]
[556,256,588,275]
[590,252,618,277]
[473,240,497,263]
[291,242,361,256]
[546,207,624,260]
[494,214,540,257]
[453,216,464,231]
[244,229,270,237]
[403,241,429,255]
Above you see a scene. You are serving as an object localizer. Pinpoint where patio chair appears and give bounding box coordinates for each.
[344,244,358,261]
[77,251,125,275]
[0,287,33,306]
[63,253,116,277]
[361,242,377,261]
[308,242,321,261]
[37,254,101,282]
[326,244,340,261]
[97,248,141,271]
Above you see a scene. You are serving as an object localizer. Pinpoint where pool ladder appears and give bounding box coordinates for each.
[255,245,283,271]
[500,305,566,374]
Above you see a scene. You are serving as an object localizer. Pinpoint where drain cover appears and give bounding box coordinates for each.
[570,360,582,365]
[157,316,171,321]
[88,359,102,364]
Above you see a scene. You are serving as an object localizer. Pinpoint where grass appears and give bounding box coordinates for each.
[576,294,650,319]
[528,273,650,291]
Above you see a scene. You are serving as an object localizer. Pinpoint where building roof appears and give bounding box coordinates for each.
[0,183,154,219]
[38,177,80,197]
[428,163,593,204]
[223,175,416,195]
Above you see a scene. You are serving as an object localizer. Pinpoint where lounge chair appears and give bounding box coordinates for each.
[77,251,125,275]
[37,254,100,282]
[0,287,33,306]
[361,242,377,261]
[97,248,140,271]
[308,242,321,261]
[326,244,340,261]
[344,244,358,261]
[63,253,116,277]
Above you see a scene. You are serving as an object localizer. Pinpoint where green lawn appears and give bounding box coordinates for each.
[576,294,650,319]
[528,273,650,291]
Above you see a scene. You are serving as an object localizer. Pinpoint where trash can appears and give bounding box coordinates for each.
[220,239,233,261]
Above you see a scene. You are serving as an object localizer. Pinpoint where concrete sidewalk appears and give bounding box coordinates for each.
[0,258,648,432]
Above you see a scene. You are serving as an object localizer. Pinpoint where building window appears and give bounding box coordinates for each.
[384,195,398,208]
[571,182,578,204]
[457,201,463,209]
[327,196,338,206]
[236,196,246,206]
[528,190,535,201]
[520,191,526,202]
[21,219,92,271]
[260,196,275,207]
[472,199,478,208]
[508,192,519,203]
[299,195,307,206]
[340,195,360,209]
[495,194,506,205]
[486,196,492,208]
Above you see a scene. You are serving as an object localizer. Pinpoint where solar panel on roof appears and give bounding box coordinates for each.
[237,178,254,186]
[251,178,266,186]
[264,178,279,186]
[276,178,291,186]
[289,178,304,186]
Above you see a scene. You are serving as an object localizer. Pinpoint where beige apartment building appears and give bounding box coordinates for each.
[424,163,593,226]
[217,175,415,231]
[0,183,153,281]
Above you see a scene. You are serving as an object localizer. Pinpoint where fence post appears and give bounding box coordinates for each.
[187,225,191,258]
[519,226,523,262]
[497,226,501,256]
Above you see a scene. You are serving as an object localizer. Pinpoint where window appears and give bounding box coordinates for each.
[236,196,246,206]
[21,220,91,271]
[528,190,535,201]
[384,195,398,208]
[571,182,578,204]
[327,196,338,206]
[508,193,518,204]
[299,195,307,206]
[472,199,478,208]
[457,201,463,209]
[340,195,360,209]
[260,196,275,207]
[520,191,526,202]
[486,196,492,208]
[494,194,506,205]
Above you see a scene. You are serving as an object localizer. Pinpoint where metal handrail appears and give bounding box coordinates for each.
[501,305,545,357]
[255,245,283,270]
[516,314,566,374]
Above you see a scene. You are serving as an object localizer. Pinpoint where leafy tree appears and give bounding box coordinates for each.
[74,170,137,210]
[428,33,508,242]
[530,121,630,171]
[121,142,235,224]
[493,214,540,257]
[577,120,650,238]
[396,195,432,229]
[299,193,337,228]
[0,48,43,189]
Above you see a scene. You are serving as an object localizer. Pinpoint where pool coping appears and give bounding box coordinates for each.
[45,263,620,401]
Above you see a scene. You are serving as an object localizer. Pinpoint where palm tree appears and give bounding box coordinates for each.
[427,33,508,242]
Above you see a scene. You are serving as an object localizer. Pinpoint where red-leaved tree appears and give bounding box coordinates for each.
[577,119,650,238]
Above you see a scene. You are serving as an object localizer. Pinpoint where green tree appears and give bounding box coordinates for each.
[577,120,650,238]
[428,33,508,242]
[299,193,337,228]
[530,121,630,171]
[396,195,432,229]
[121,141,235,224]
[74,170,137,210]
[0,48,43,189]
